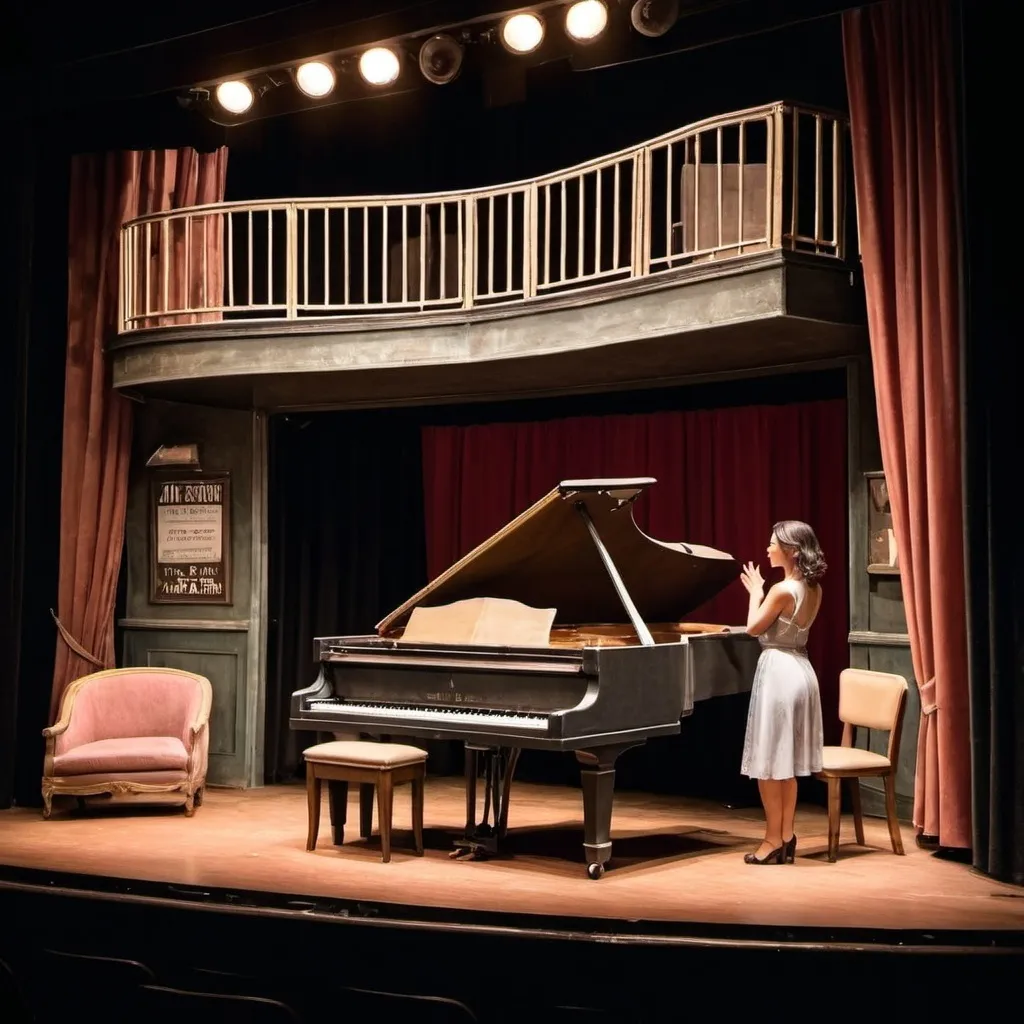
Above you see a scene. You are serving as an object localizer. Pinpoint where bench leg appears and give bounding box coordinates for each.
[412,772,425,856]
[305,764,322,851]
[327,780,349,846]
[359,783,375,839]
[376,772,394,864]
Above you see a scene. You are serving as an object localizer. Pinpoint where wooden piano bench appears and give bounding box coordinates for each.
[302,741,427,863]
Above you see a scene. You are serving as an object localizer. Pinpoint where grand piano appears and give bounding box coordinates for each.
[291,478,759,878]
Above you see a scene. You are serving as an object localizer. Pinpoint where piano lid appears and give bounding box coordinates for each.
[377,478,739,635]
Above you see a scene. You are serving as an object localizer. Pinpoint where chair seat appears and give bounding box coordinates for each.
[53,736,189,776]
[303,741,428,769]
[820,745,891,773]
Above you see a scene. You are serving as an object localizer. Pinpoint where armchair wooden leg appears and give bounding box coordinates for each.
[826,776,841,862]
[42,793,52,820]
[194,787,204,808]
[411,772,425,856]
[883,774,904,855]
[305,764,322,852]
[848,777,865,846]
[184,792,195,817]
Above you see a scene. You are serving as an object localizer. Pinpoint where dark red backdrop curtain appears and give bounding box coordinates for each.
[842,0,971,850]
[51,147,228,724]
[422,398,848,740]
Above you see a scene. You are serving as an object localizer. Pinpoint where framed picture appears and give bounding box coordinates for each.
[865,470,899,575]
[149,473,232,604]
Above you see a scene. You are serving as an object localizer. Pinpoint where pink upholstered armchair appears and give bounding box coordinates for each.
[41,667,213,819]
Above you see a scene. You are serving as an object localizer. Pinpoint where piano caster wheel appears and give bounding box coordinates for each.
[586,862,605,880]
[451,845,488,861]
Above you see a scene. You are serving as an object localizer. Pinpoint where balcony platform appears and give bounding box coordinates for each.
[111,251,865,411]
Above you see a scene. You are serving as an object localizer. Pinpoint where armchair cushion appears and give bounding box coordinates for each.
[54,670,207,755]
[53,736,189,777]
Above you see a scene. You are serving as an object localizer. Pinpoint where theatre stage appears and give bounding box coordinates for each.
[1,777,1021,942]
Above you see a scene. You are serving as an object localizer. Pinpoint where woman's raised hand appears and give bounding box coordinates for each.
[739,561,765,595]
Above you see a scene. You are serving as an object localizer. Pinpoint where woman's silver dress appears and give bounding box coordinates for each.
[740,579,824,780]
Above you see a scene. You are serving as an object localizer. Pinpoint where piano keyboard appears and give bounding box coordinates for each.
[307,699,550,731]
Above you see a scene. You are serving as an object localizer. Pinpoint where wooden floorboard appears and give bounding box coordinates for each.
[1,779,1020,935]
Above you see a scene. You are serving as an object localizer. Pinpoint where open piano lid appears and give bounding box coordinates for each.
[377,478,739,636]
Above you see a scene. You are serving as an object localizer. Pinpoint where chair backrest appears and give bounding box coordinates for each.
[342,986,478,1022]
[27,950,155,1018]
[56,668,212,751]
[137,984,302,1021]
[838,668,909,762]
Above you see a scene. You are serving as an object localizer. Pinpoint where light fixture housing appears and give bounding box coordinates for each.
[630,0,680,38]
[146,444,201,469]
[215,80,254,115]
[499,12,546,54]
[359,46,402,86]
[564,1,608,42]
[295,60,336,98]
[418,34,464,84]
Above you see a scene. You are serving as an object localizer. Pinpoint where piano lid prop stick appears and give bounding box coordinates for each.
[573,501,656,647]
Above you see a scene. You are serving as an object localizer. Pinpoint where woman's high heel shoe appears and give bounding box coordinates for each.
[744,843,786,865]
[783,835,797,863]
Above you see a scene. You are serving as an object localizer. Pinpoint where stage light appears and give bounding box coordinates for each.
[500,12,545,54]
[565,1,608,42]
[215,80,254,114]
[418,34,464,84]
[359,46,402,86]
[630,0,679,38]
[146,444,201,469]
[295,60,336,98]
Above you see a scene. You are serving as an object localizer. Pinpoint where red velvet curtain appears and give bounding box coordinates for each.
[843,0,971,849]
[422,398,848,739]
[51,147,228,724]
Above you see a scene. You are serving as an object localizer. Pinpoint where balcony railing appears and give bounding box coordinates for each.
[117,102,849,334]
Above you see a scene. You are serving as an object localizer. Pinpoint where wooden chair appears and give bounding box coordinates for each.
[303,741,427,862]
[816,668,909,862]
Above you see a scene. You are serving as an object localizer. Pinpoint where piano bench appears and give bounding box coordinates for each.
[302,741,428,863]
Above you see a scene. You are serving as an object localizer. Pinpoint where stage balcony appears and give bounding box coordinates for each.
[111,101,866,409]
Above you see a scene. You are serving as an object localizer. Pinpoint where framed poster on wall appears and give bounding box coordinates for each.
[150,473,232,604]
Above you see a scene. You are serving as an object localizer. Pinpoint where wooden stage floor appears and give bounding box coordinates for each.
[1,778,1021,939]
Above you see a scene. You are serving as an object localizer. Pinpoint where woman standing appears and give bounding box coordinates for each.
[738,520,827,865]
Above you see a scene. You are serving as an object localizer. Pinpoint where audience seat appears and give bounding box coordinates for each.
[0,956,31,1024]
[136,984,302,1022]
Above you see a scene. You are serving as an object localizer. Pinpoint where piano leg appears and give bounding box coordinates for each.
[576,744,641,880]
[451,744,521,860]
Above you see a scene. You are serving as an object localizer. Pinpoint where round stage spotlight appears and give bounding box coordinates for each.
[215,80,254,115]
[630,0,680,38]
[295,60,336,98]
[565,1,608,42]
[359,46,402,86]
[500,12,545,54]
[418,34,464,84]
